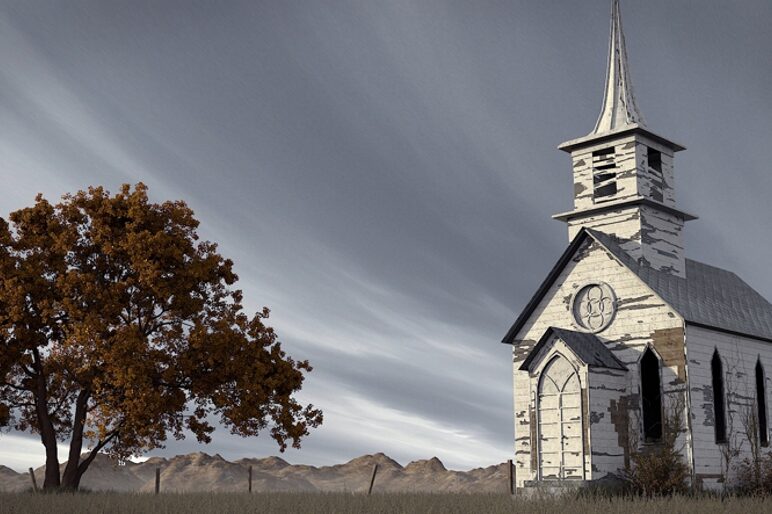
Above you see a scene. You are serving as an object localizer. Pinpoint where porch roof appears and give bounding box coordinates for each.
[519,326,628,371]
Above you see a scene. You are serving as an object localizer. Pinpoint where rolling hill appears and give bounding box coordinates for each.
[0,453,511,493]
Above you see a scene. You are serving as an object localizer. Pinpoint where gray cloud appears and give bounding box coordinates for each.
[0,0,770,471]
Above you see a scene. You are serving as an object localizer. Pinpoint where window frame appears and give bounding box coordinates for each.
[646,146,664,203]
[756,359,769,447]
[640,347,663,443]
[647,147,662,175]
[711,349,728,444]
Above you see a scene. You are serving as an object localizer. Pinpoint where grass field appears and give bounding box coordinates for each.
[0,492,769,514]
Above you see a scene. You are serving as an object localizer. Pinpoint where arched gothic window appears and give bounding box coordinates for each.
[537,355,584,480]
[756,359,769,447]
[712,350,727,444]
[640,348,662,441]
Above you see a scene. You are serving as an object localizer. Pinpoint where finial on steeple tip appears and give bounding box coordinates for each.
[590,0,645,136]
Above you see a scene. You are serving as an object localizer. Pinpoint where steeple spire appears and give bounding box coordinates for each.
[591,0,645,135]
[555,0,695,279]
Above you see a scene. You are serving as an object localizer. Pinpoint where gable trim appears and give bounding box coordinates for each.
[501,229,592,344]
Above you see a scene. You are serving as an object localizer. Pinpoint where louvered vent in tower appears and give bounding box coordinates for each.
[592,147,617,201]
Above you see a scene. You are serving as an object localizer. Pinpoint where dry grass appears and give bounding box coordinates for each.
[0,492,770,514]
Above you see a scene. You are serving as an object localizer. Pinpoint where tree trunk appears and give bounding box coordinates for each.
[32,349,60,489]
[40,429,61,489]
[34,379,60,489]
[61,463,85,491]
[62,425,121,491]
[64,434,114,490]
[61,389,89,490]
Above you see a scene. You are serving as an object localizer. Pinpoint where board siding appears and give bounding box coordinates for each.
[686,325,772,490]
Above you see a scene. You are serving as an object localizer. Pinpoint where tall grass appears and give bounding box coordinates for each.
[0,492,768,514]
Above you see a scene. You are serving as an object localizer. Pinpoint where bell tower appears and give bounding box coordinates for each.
[553,0,696,278]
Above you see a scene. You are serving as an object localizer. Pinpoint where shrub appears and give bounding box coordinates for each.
[621,396,689,496]
[734,453,772,496]
[623,442,690,496]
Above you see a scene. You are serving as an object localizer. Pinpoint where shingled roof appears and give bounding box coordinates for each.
[502,228,772,344]
[519,327,628,371]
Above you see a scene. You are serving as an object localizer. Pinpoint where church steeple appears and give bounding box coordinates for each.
[592,0,645,135]
[553,0,696,278]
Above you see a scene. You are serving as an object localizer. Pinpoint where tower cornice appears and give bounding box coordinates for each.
[558,124,685,154]
[552,196,698,223]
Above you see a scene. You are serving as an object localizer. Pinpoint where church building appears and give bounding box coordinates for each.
[503,0,772,490]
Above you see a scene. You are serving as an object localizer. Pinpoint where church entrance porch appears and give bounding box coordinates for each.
[518,326,629,486]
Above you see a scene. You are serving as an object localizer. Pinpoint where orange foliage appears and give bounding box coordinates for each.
[0,184,322,489]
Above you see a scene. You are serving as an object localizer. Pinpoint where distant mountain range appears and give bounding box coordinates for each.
[0,453,511,493]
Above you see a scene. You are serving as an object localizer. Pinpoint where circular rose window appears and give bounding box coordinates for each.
[572,283,617,332]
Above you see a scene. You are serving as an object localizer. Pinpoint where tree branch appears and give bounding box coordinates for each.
[76,427,121,476]
[19,361,36,378]
[1,381,28,392]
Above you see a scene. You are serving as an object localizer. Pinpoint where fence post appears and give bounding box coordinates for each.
[28,468,38,493]
[155,467,160,494]
[367,464,379,495]
[248,465,253,493]
[508,459,514,495]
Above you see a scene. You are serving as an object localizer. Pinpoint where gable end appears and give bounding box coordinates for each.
[501,228,678,344]
[501,229,593,344]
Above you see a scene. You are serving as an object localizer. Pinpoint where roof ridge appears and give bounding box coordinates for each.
[686,257,737,273]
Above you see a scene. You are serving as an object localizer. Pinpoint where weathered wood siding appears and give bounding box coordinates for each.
[570,137,640,211]
[569,135,676,212]
[636,205,685,276]
[686,325,772,490]
[567,205,639,243]
[588,367,629,476]
[511,237,687,486]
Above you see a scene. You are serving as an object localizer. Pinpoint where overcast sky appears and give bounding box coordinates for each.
[1,0,771,472]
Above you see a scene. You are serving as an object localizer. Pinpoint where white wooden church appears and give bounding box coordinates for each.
[503,0,772,491]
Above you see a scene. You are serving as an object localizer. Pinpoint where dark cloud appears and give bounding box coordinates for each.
[1,0,770,470]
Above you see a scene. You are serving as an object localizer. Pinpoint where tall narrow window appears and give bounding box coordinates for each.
[646,147,664,202]
[641,348,662,441]
[712,350,727,443]
[756,359,769,447]
[647,147,662,175]
[592,147,617,201]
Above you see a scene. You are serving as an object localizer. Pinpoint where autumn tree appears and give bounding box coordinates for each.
[0,184,322,490]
